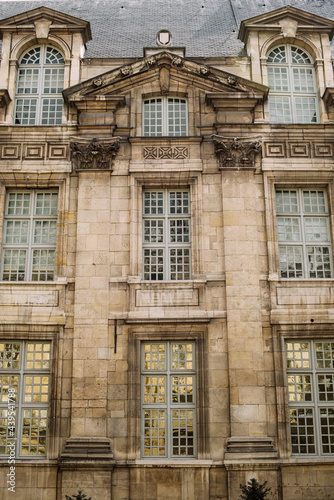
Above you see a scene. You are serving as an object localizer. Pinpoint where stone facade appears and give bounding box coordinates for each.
[0,3,334,500]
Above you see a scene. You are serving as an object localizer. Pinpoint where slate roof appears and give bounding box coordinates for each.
[0,0,333,59]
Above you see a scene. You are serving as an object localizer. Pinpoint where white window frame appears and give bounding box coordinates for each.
[285,339,334,456]
[0,340,51,458]
[142,189,191,280]
[14,45,64,126]
[267,44,318,124]
[142,96,188,136]
[1,190,58,282]
[141,340,196,458]
[276,188,332,279]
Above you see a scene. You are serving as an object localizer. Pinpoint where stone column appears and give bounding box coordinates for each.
[59,138,120,500]
[213,136,279,500]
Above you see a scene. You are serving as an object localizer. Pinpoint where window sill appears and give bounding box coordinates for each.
[280,457,334,465]
[134,459,214,466]
[0,277,68,286]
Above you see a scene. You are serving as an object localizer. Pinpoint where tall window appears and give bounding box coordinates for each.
[267,45,318,123]
[143,97,188,136]
[1,190,58,281]
[15,46,64,125]
[286,340,334,456]
[276,188,332,278]
[0,341,51,457]
[141,341,196,458]
[143,189,191,280]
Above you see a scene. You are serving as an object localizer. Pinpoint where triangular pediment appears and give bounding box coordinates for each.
[239,6,334,43]
[0,6,91,43]
[63,51,268,104]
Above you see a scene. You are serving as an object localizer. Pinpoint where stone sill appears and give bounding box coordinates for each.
[268,277,334,283]
[0,277,68,286]
[280,457,334,465]
[133,459,214,467]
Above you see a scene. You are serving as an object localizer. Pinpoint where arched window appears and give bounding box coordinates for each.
[267,45,318,124]
[15,46,64,126]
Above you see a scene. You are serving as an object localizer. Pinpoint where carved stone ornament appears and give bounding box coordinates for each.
[92,78,103,87]
[120,66,132,77]
[212,135,262,171]
[70,137,121,172]
[172,57,183,67]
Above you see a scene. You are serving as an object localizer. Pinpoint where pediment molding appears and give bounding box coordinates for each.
[0,6,91,43]
[239,6,334,44]
[63,51,268,102]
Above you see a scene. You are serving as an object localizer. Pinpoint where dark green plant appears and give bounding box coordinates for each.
[65,491,92,500]
[239,478,271,500]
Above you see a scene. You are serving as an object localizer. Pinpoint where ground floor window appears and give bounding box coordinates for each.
[0,341,50,457]
[141,341,196,458]
[286,340,334,455]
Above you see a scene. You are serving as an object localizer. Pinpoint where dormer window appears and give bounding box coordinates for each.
[15,46,64,126]
[267,45,318,124]
[143,97,188,136]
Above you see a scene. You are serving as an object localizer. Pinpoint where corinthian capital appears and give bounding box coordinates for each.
[212,135,262,171]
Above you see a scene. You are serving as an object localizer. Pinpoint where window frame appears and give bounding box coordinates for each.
[14,45,65,126]
[0,340,51,459]
[267,44,319,124]
[285,339,334,457]
[128,328,207,462]
[142,96,188,137]
[1,189,59,282]
[141,340,197,458]
[142,188,191,281]
[275,187,333,279]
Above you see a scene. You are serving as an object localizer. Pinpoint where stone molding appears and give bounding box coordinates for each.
[225,436,278,460]
[0,142,67,160]
[70,137,121,172]
[212,135,262,170]
[143,146,188,159]
[264,141,334,158]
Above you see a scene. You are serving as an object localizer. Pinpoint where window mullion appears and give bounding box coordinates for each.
[26,192,35,281]
[299,190,308,278]
[163,97,168,136]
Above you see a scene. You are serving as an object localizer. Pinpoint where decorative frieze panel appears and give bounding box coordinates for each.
[135,288,199,307]
[143,146,189,159]
[263,141,334,158]
[0,143,21,160]
[212,135,262,170]
[23,143,45,160]
[0,142,68,160]
[70,137,121,172]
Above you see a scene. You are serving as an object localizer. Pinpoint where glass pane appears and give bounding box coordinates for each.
[143,409,166,457]
[172,409,194,457]
[279,246,303,278]
[276,190,298,213]
[143,343,166,371]
[286,342,310,369]
[171,343,194,371]
[269,96,292,123]
[289,407,315,454]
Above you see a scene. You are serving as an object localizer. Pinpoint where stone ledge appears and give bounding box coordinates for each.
[225,436,278,460]
[60,437,114,460]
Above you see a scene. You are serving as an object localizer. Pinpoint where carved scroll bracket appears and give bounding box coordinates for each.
[70,137,121,172]
[212,135,262,171]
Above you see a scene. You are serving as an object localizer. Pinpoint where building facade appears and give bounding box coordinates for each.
[0,1,334,499]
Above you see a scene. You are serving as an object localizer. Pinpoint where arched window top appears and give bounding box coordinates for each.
[267,44,318,124]
[267,45,312,65]
[15,45,64,126]
[19,46,64,65]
